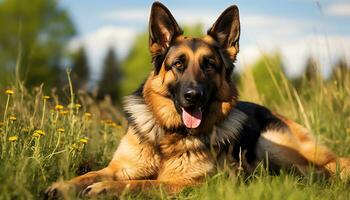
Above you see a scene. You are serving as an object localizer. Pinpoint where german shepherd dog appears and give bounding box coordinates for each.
[45,2,350,198]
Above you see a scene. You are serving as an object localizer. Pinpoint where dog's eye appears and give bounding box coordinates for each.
[202,58,215,71]
[172,61,183,69]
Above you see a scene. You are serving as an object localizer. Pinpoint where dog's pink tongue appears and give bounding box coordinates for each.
[182,108,202,129]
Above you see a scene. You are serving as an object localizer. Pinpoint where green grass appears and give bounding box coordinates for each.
[0,66,349,200]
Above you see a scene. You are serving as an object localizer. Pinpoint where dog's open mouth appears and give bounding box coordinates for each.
[181,106,202,129]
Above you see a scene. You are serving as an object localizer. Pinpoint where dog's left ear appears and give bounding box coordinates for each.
[208,5,240,61]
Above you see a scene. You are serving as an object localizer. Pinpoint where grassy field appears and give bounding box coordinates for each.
[0,66,349,200]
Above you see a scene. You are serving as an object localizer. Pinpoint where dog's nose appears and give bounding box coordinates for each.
[184,88,203,103]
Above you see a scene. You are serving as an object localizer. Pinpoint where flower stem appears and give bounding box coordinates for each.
[3,95,10,123]
[40,99,46,128]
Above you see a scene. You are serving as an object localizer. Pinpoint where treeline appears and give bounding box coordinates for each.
[70,46,122,103]
[237,52,349,104]
[296,56,350,85]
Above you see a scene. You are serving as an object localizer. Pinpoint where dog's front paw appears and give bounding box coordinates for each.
[44,181,76,199]
[82,181,123,198]
[82,182,111,198]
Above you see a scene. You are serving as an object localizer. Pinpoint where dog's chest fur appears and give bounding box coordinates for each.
[123,94,249,178]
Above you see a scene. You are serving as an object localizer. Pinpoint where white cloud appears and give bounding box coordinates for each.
[237,45,262,71]
[327,2,350,17]
[102,8,217,28]
[281,35,350,78]
[239,35,350,78]
[67,26,137,81]
[102,9,149,22]
[235,14,350,78]
[242,15,310,38]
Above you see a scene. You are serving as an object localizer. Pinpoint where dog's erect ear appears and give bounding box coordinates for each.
[149,2,182,50]
[149,2,182,60]
[207,5,240,61]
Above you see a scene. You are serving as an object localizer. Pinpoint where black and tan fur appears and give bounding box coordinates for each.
[45,2,350,198]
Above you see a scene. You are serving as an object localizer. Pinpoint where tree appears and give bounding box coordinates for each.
[290,56,321,90]
[71,47,90,91]
[120,32,152,96]
[304,56,321,81]
[0,0,75,89]
[98,48,122,102]
[330,58,350,82]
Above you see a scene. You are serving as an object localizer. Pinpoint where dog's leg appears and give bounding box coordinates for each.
[324,158,350,180]
[82,179,200,198]
[44,166,115,199]
[45,128,160,199]
[255,116,350,179]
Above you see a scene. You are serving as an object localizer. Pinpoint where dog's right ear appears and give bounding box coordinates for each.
[207,5,240,61]
[149,2,183,71]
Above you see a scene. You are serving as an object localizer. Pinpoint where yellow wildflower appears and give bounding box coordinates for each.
[9,116,16,121]
[75,104,82,109]
[59,110,69,115]
[21,127,29,132]
[70,143,78,150]
[55,104,64,110]
[5,89,14,95]
[84,112,92,119]
[104,119,113,125]
[57,128,65,133]
[79,138,88,144]
[110,122,118,127]
[34,129,45,136]
[43,95,50,100]
[116,124,122,129]
[32,132,41,137]
[8,136,18,142]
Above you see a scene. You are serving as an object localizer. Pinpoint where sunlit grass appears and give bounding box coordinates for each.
[0,70,125,199]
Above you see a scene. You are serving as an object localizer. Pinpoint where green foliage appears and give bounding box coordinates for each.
[71,47,90,91]
[0,0,75,89]
[239,52,288,105]
[304,56,321,81]
[121,32,151,96]
[98,48,122,102]
[330,58,350,85]
[182,23,204,37]
[292,56,323,90]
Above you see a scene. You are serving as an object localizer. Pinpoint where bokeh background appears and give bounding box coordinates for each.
[0,0,349,103]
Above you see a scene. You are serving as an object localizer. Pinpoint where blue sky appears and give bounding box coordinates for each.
[60,0,350,80]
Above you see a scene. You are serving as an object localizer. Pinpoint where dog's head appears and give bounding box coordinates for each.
[143,2,240,132]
